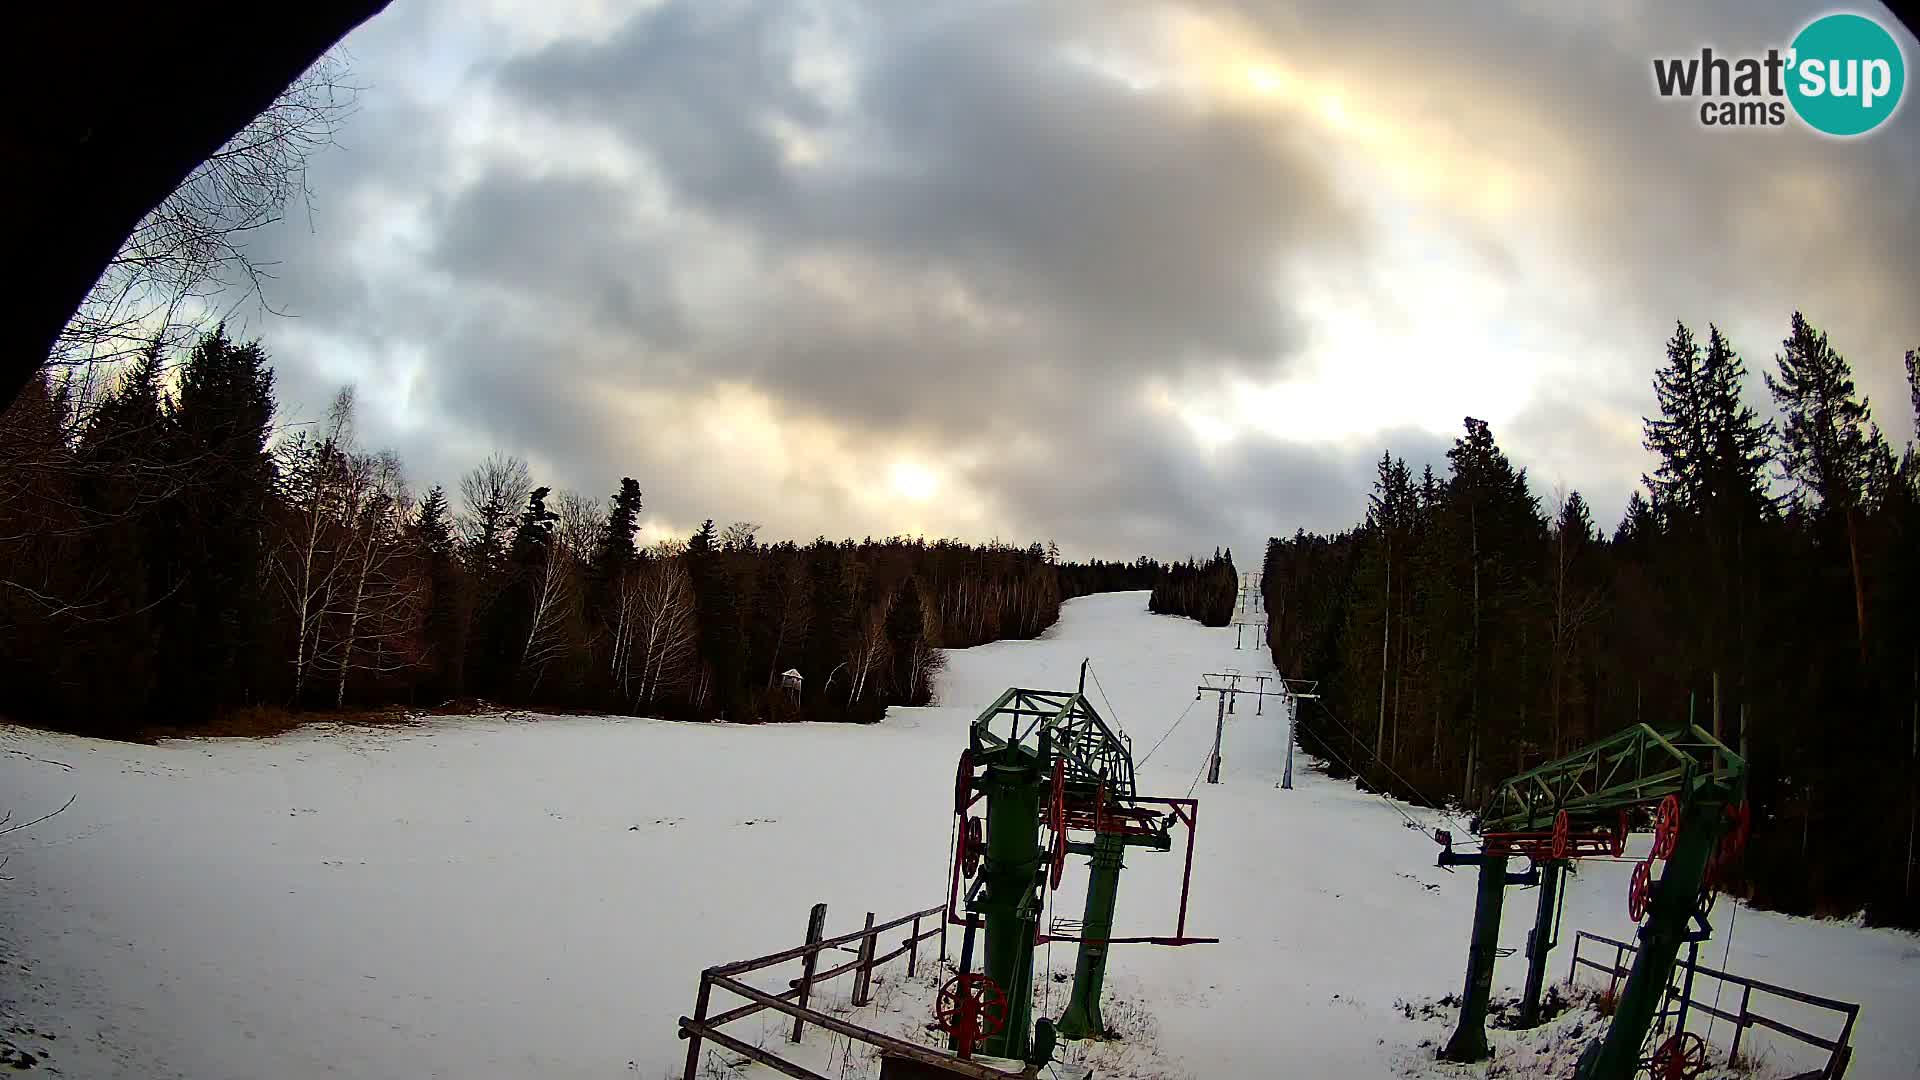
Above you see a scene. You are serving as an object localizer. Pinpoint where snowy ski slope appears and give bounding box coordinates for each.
[0,591,1914,1078]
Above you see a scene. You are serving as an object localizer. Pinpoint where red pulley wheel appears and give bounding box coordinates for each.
[1652,794,1681,859]
[960,816,984,878]
[1048,815,1067,888]
[935,972,1009,1059]
[954,749,975,817]
[1649,1031,1708,1080]
[1551,809,1570,860]
[1628,860,1653,922]
[1722,799,1751,859]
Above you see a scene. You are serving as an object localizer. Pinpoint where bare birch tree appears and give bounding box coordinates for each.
[633,557,699,708]
[459,454,531,583]
[553,490,606,560]
[272,387,354,701]
[846,605,890,707]
[518,531,579,694]
[327,451,420,707]
[52,56,360,378]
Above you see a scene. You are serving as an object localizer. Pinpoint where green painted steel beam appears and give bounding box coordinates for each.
[1481,724,1744,832]
[1442,851,1511,1061]
[1575,782,1737,1080]
[1057,831,1126,1038]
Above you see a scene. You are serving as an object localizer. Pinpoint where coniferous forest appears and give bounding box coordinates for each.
[6,312,1916,927]
[1149,550,1240,626]
[1263,313,1920,928]
[0,329,1175,736]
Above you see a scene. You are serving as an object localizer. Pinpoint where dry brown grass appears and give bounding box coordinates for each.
[137,704,419,742]
[1592,986,1620,1018]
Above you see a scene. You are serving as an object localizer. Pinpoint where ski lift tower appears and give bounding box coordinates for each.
[1432,722,1747,1080]
[943,661,1214,1060]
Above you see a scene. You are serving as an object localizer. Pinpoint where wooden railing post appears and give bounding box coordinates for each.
[1729,984,1753,1064]
[1831,1004,1859,1079]
[1567,934,1581,986]
[790,903,828,1043]
[908,913,922,977]
[852,911,877,1006]
[939,910,949,964]
[683,972,713,1080]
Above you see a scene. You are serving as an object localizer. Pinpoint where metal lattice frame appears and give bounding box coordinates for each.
[1480,723,1745,834]
[970,688,1139,805]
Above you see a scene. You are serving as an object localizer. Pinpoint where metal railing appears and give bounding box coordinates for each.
[1567,930,1859,1078]
[677,901,1029,1080]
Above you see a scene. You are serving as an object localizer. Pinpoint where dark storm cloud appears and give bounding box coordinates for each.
[497,1,1364,414]
[243,0,1919,563]
[425,167,688,348]
[501,1,824,222]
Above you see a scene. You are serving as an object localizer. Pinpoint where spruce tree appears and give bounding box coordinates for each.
[803,540,855,719]
[1644,322,1710,513]
[1614,490,1658,547]
[887,576,928,702]
[586,477,643,642]
[1907,349,1919,437]
[1699,325,1775,520]
[74,347,170,713]
[1768,313,1876,512]
[154,326,277,716]
[414,485,465,700]
[1766,312,1878,656]
[687,519,744,718]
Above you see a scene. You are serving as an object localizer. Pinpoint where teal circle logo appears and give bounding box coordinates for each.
[1787,13,1905,136]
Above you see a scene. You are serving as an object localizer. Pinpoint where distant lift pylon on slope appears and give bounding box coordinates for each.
[942,660,1216,1063]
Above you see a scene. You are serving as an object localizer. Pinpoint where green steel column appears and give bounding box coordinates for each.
[1518,859,1563,1028]
[1577,798,1723,1080]
[1057,830,1126,1038]
[977,760,1043,1060]
[1442,851,1510,1062]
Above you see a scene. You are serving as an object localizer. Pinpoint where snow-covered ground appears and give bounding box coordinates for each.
[1,591,1915,1078]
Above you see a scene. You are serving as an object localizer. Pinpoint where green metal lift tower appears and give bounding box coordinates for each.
[940,666,1213,1061]
[1433,722,1748,1080]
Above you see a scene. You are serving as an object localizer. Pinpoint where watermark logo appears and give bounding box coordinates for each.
[1652,11,1906,136]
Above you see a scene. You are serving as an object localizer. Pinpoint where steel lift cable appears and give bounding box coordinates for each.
[1136,696,1199,768]
[1704,900,1740,1054]
[1287,709,1432,834]
[1086,662,1128,744]
[1309,695,1475,834]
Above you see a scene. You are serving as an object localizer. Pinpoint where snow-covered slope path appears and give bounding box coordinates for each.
[2,592,1915,1078]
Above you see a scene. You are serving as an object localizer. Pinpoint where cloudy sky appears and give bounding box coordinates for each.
[241,0,1920,562]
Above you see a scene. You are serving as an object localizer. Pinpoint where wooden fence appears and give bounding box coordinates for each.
[1567,930,1859,1079]
[677,902,1028,1080]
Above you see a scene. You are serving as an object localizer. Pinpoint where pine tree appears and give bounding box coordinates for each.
[595,479,643,574]
[886,576,929,703]
[1644,322,1710,513]
[687,519,744,718]
[1767,312,1878,657]
[586,478,643,649]
[1699,325,1775,520]
[1614,490,1658,547]
[1441,417,1545,798]
[1906,349,1919,442]
[1364,452,1416,777]
[803,541,855,719]
[414,485,465,700]
[154,326,277,715]
[1547,491,1603,752]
